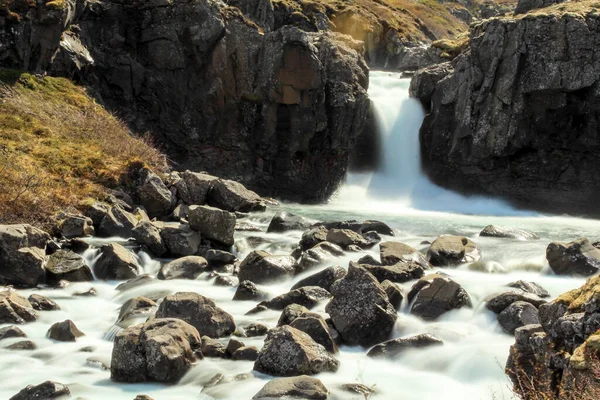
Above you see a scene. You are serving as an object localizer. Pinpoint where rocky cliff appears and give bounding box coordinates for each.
[0,0,370,202]
[411,3,600,216]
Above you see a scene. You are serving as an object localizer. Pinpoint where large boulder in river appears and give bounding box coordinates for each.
[45,250,93,285]
[0,290,38,324]
[408,274,471,320]
[233,280,269,302]
[160,224,202,257]
[498,301,540,334]
[189,205,236,246]
[238,250,297,284]
[158,256,208,280]
[362,263,425,284]
[0,224,49,287]
[426,236,481,266]
[208,179,265,213]
[546,238,600,276]
[9,381,70,400]
[291,265,347,291]
[132,221,167,257]
[479,225,539,240]
[93,243,141,280]
[111,318,201,383]
[98,206,138,238]
[57,214,94,239]
[267,212,316,233]
[175,171,218,205]
[367,333,443,359]
[254,326,339,376]
[380,241,431,269]
[486,291,547,314]
[252,376,329,400]
[326,264,397,347]
[155,292,235,338]
[297,242,344,271]
[258,287,331,311]
[290,316,338,354]
[47,320,85,342]
[326,228,371,249]
[133,169,175,218]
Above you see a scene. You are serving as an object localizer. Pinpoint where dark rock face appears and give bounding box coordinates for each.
[408,274,471,320]
[515,0,565,14]
[45,250,93,285]
[9,381,70,400]
[547,238,600,276]
[0,224,49,288]
[252,375,329,400]
[367,333,443,359]
[411,13,600,217]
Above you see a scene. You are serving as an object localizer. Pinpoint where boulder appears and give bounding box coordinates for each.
[176,171,218,205]
[408,274,471,320]
[379,242,431,269]
[240,323,269,337]
[208,179,265,213]
[498,301,540,334]
[0,290,37,324]
[202,336,227,358]
[213,275,238,287]
[252,376,329,400]
[238,250,297,284]
[233,280,269,301]
[291,266,347,291]
[232,346,259,361]
[326,228,370,249]
[28,294,60,311]
[93,243,141,280]
[297,242,344,271]
[257,287,331,311]
[362,262,426,284]
[547,238,600,276]
[5,340,36,351]
[267,212,316,233]
[254,326,339,376]
[155,292,235,338]
[290,316,338,353]
[426,236,481,266]
[135,169,175,218]
[367,333,443,359]
[117,297,157,326]
[326,264,397,347]
[111,318,201,383]
[57,214,94,238]
[0,325,27,340]
[98,206,138,238]
[0,224,49,287]
[479,225,539,240]
[45,249,93,285]
[160,224,202,257]
[204,249,237,267]
[80,200,111,227]
[361,220,394,236]
[9,381,70,400]
[507,280,550,298]
[115,274,156,292]
[381,280,403,310]
[486,291,547,314]
[158,256,208,280]
[277,304,312,327]
[299,226,329,250]
[132,221,167,257]
[189,205,236,246]
[47,320,85,342]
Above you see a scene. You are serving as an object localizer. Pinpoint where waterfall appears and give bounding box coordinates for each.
[334,71,533,216]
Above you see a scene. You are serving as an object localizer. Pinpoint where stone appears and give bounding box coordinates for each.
[9,381,70,400]
[297,242,344,271]
[486,291,547,314]
[0,290,37,324]
[507,280,550,298]
[94,243,141,280]
[47,320,85,341]
[362,262,426,284]
[176,171,218,205]
[426,236,481,266]
[202,336,227,358]
[277,304,312,327]
[367,333,443,359]
[115,275,156,292]
[80,201,111,227]
[117,297,157,325]
[208,179,265,213]
[45,249,93,285]
[290,316,338,353]
[5,340,36,351]
[0,325,27,340]
[155,292,235,338]
[213,275,238,287]
[326,228,370,249]
[28,294,60,311]
[381,280,403,310]
[479,225,539,240]
[98,206,138,238]
[232,346,258,361]
[132,221,167,257]
[498,301,540,334]
[361,220,395,236]
[233,280,269,302]
[254,326,339,376]
[111,318,201,383]
[0,224,49,287]
[204,249,237,267]
[515,0,565,14]
[58,214,94,238]
[408,274,471,320]
[379,241,431,269]
[547,238,600,276]
[134,169,175,218]
[160,224,202,257]
[252,376,329,400]
[258,287,331,311]
[291,265,347,292]
[267,211,316,233]
[226,338,245,356]
[238,250,297,284]
[299,226,329,250]
[158,256,208,280]
[326,264,397,347]
[189,205,236,246]
[241,323,269,337]
[61,238,90,254]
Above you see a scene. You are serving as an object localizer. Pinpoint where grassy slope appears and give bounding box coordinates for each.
[0,69,168,228]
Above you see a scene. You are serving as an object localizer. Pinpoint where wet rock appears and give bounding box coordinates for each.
[480,225,539,240]
[326,264,397,347]
[74,287,97,297]
[45,249,93,285]
[115,274,156,292]
[381,280,403,310]
[252,375,329,400]
[361,220,395,236]
[408,274,471,320]
[507,280,550,298]
[254,326,339,376]
[0,290,38,324]
[5,340,36,351]
[160,224,202,257]
[241,323,269,337]
[357,254,381,265]
[202,336,227,358]
[171,203,189,221]
[158,256,208,280]
[277,304,312,326]
[134,169,175,218]
[80,201,111,227]
[176,171,218,205]
[380,242,431,269]
[498,301,540,334]
[297,242,344,271]
[291,265,347,291]
[111,318,201,383]
[547,238,600,276]
[58,214,94,239]
[98,206,138,238]
[61,238,90,254]
[486,291,547,314]
[367,333,444,359]
[238,251,297,284]
[94,243,141,280]
[233,280,269,302]
[467,260,506,273]
[213,275,238,287]
[258,287,331,311]
[155,292,235,338]
[208,179,265,213]
[290,316,338,353]
[205,249,237,267]
[226,338,245,356]
[134,396,154,400]
[326,228,370,249]
[341,383,376,397]
[267,211,316,233]
[0,224,49,287]
[232,346,258,361]
[189,205,236,246]
[117,297,157,325]
[132,221,167,257]
[427,236,481,266]
[299,226,329,250]
[235,222,262,232]
[0,325,27,340]
[363,262,426,284]
[9,381,70,400]
[47,320,85,342]
[28,294,60,311]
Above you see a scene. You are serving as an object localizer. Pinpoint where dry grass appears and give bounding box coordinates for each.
[0,69,168,229]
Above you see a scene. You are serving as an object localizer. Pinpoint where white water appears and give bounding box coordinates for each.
[0,72,598,400]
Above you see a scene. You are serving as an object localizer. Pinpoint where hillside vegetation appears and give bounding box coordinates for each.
[0,70,168,228]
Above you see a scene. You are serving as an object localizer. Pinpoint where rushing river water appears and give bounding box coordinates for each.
[0,72,597,400]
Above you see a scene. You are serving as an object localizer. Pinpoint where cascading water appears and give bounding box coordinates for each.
[335,72,530,216]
